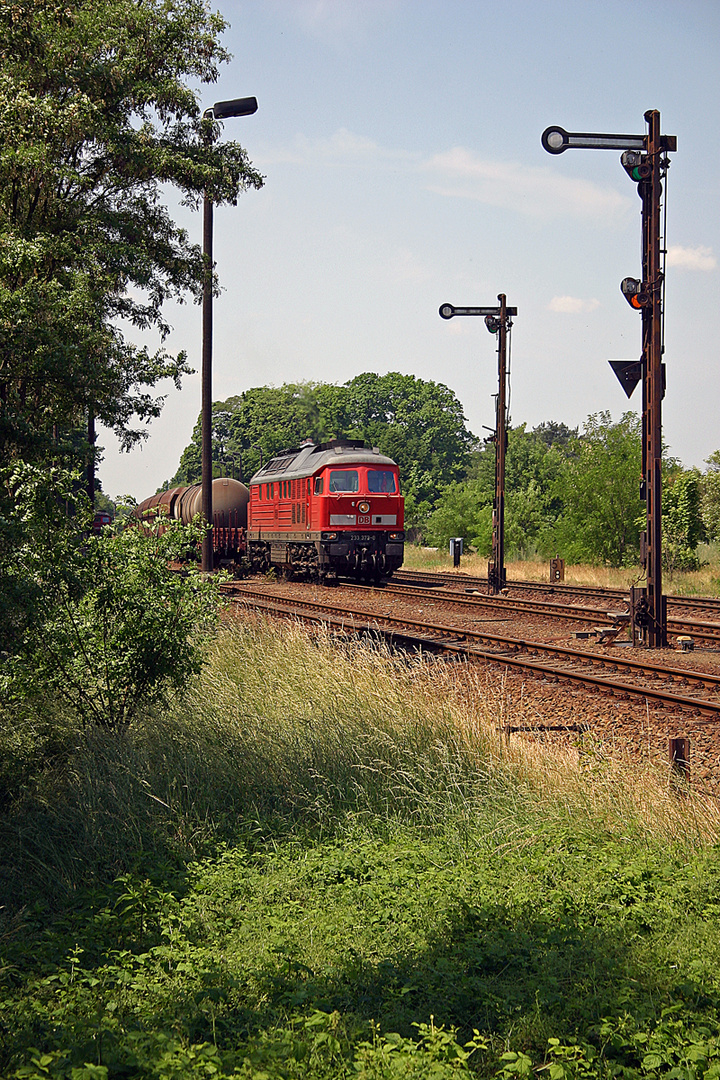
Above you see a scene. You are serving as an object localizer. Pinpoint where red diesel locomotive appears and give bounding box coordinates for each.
[134,438,405,581]
[248,438,405,580]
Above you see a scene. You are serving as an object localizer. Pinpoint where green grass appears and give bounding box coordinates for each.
[2,620,720,1078]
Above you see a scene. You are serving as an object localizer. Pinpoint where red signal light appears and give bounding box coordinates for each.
[620,277,650,310]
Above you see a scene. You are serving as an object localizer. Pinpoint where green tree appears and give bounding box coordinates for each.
[1,464,220,727]
[551,412,643,567]
[343,372,474,521]
[0,0,263,467]
[173,374,476,528]
[173,382,347,486]
[426,424,566,556]
[701,450,720,543]
[662,468,703,573]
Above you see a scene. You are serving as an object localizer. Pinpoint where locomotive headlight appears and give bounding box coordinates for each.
[321,531,339,541]
[358,501,370,514]
[388,532,405,541]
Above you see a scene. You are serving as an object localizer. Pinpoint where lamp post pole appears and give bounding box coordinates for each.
[200,96,258,574]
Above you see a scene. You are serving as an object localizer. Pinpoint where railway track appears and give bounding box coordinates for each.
[350,580,720,647]
[224,583,720,717]
[392,569,720,623]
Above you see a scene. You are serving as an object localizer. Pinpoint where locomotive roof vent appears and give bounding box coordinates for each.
[316,438,367,453]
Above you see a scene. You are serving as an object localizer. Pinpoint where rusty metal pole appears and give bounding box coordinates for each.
[439,298,516,595]
[541,113,675,648]
[489,294,509,595]
[87,406,96,509]
[642,110,667,647]
[201,184,214,574]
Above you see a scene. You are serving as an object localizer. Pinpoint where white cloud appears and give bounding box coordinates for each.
[259,132,633,224]
[666,245,717,271]
[276,0,401,47]
[257,128,416,168]
[424,147,632,221]
[548,296,601,314]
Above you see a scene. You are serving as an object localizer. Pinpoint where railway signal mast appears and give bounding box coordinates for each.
[542,112,676,648]
[439,296,517,594]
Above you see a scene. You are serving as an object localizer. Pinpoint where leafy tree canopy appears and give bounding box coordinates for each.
[172,374,476,524]
[549,411,643,567]
[426,424,566,556]
[0,0,263,467]
[662,468,703,573]
[701,450,720,543]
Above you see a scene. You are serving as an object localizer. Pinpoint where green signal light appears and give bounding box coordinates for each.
[621,150,651,183]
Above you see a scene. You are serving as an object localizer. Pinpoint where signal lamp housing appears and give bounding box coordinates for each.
[485,315,501,334]
[620,277,650,310]
[620,150,652,182]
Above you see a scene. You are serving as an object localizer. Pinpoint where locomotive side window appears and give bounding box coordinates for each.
[307,478,311,495]
[329,469,358,493]
[314,476,324,495]
[367,469,397,493]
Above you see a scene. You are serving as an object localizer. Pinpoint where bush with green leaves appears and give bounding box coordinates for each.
[1,464,221,729]
[662,469,704,574]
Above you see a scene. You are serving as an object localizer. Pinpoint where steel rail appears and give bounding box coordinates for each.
[350,581,720,646]
[392,569,720,619]
[224,584,720,715]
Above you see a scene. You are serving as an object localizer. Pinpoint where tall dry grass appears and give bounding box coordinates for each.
[404,544,720,595]
[2,617,718,913]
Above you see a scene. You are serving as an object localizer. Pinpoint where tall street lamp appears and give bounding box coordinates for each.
[201,95,258,574]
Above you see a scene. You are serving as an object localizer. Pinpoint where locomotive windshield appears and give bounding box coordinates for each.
[367,470,396,493]
[329,469,359,493]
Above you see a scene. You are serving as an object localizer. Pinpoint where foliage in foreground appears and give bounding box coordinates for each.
[2,622,720,1077]
[0,464,220,730]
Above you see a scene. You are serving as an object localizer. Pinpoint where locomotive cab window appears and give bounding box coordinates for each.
[314,476,324,495]
[329,469,358,493]
[367,470,397,494]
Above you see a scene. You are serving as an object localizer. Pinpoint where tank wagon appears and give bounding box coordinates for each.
[134,439,404,581]
[248,438,405,581]
[133,477,250,564]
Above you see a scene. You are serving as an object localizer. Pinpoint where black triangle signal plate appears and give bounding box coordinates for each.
[609,360,642,398]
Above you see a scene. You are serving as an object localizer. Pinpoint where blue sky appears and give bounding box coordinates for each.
[99,0,720,499]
